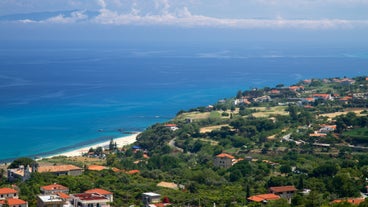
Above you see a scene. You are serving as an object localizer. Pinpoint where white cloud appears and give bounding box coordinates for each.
[42,10,88,23]
[10,1,368,29]
[92,6,368,29]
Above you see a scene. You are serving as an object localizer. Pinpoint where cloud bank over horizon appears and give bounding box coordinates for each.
[1,0,368,29]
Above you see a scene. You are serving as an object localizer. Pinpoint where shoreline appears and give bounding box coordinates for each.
[42,133,140,159]
[0,133,140,165]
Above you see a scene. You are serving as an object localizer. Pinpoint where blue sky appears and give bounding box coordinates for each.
[1,0,368,42]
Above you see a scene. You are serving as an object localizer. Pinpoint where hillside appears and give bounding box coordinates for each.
[1,76,368,207]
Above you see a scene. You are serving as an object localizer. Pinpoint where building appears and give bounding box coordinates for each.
[269,186,297,201]
[7,165,33,182]
[71,193,110,207]
[84,189,113,203]
[213,153,235,168]
[164,124,179,131]
[247,194,280,203]
[37,195,70,207]
[142,192,161,205]
[0,198,28,207]
[312,93,332,100]
[37,165,83,176]
[8,164,83,182]
[0,188,18,199]
[40,184,69,195]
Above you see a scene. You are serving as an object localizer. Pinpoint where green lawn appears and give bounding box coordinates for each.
[343,127,368,143]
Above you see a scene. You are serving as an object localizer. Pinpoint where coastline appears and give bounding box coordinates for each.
[42,133,140,159]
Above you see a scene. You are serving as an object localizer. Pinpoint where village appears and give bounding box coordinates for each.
[1,76,368,207]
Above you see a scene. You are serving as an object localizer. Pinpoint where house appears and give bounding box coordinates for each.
[84,189,113,203]
[303,97,315,103]
[319,125,336,133]
[214,153,235,168]
[126,170,140,175]
[37,165,83,176]
[0,188,18,199]
[269,186,297,201]
[8,164,83,182]
[7,165,33,182]
[303,79,312,84]
[164,124,179,131]
[247,193,280,203]
[289,86,304,91]
[312,93,332,100]
[253,95,271,103]
[37,194,70,207]
[40,184,69,195]
[71,193,110,207]
[142,192,161,205]
[270,89,281,94]
[0,198,28,207]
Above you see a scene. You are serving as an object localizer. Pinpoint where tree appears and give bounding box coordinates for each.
[236,90,243,99]
[109,138,116,151]
[305,191,323,207]
[95,147,103,156]
[280,164,292,174]
[332,173,360,198]
[8,157,36,169]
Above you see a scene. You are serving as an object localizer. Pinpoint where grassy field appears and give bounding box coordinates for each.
[40,156,105,167]
[249,106,288,118]
[319,108,365,120]
[343,127,368,143]
[200,124,230,133]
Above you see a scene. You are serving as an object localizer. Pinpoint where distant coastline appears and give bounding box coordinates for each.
[0,133,140,164]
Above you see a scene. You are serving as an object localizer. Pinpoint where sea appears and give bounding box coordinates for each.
[0,40,367,162]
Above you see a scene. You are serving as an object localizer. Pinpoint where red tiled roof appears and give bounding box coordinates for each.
[304,97,315,102]
[269,186,297,193]
[248,194,280,202]
[1,198,27,205]
[216,153,234,159]
[339,96,353,101]
[38,165,82,173]
[320,125,337,129]
[73,193,109,201]
[0,188,17,195]
[165,124,177,127]
[57,192,70,199]
[127,169,140,174]
[332,198,365,205]
[84,188,112,195]
[111,167,121,172]
[313,94,330,99]
[41,184,68,191]
[289,86,303,91]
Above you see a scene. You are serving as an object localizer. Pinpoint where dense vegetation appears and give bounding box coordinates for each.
[1,76,368,207]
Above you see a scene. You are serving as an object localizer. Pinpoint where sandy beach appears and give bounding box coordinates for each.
[43,133,140,159]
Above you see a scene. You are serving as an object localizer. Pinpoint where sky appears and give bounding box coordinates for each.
[0,0,368,43]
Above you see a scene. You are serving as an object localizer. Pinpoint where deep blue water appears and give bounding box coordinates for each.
[0,41,367,162]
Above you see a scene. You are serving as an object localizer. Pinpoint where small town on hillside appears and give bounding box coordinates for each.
[1,76,368,207]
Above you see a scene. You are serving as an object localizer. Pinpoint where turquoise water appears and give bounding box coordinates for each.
[0,41,367,162]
